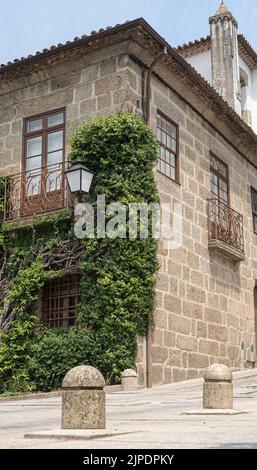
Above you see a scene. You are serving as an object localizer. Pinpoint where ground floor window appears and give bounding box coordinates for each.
[42,274,80,328]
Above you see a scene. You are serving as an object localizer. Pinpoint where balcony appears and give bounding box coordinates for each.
[4,162,72,222]
[207,198,245,261]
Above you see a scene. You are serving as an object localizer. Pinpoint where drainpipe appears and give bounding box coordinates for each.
[145,46,168,389]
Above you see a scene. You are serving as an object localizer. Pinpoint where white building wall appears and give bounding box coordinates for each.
[186,51,257,136]
[187,50,212,84]
[238,57,257,135]
[251,69,257,134]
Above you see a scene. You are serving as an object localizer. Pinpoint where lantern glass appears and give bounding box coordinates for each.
[65,162,93,195]
[81,169,93,193]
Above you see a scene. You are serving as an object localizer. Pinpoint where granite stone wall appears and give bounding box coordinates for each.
[1,42,256,387]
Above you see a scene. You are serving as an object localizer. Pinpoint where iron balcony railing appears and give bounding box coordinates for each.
[208,197,244,254]
[4,161,72,221]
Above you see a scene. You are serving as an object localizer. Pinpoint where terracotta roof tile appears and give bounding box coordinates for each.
[0,20,131,71]
[238,34,257,70]
[176,36,211,58]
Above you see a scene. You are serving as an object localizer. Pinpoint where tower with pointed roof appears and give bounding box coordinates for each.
[209,1,241,112]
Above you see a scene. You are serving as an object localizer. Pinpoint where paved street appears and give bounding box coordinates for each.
[1,375,257,449]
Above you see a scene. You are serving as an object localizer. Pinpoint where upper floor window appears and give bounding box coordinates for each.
[210,153,229,205]
[251,187,257,235]
[42,274,80,329]
[156,111,179,182]
[23,109,65,196]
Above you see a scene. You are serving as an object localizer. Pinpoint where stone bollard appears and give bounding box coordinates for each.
[62,365,106,429]
[121,369,138,391]
[203,364,233,410]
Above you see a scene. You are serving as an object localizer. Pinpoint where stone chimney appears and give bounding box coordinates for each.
[209,1,241,113]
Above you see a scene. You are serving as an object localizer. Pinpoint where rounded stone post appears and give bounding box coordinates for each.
[121,369,138,391]
[62,365,106,429]
[203,364,233,410]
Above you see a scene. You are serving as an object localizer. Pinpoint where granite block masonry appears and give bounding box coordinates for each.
[203,363,233,409]
[62,365,106,429]
[1,18,257,388]
[121,369,138,392]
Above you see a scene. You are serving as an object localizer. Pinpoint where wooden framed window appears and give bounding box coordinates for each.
[22,109,65,214]
[210,153,229,205]
[156,111,179,182]
[42,274,80,329]
[251,187,257,234]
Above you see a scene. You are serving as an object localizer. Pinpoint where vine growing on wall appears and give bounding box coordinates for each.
[0,113,159,393]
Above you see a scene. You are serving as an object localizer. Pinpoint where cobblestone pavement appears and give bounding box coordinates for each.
[1,378,257,449]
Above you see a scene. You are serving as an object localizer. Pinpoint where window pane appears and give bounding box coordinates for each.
[211,176,218,196]
[220,179,228,192]
[167,135,172,149]
[27,136,42,157]
[48,112,64,127]
[165,165,171,178]
[46,169,61,192]
[26,155,41,171]
[170,167,175,180]
[27,119,43,132]
[161,117,166,132]
[161,131,166,145]
[218,161,227,177]
[47,150,63,166]
[220,190,228,203]
[42,275,80,329]
[169,153,175,168]
[48,131,63,152]
[210,154,227,178]
[252,189,257,211]
[165,149,170,162]
[171,139,176,152]
[171,125,176,139]
[156,112,178,181]
[26,173,41,196]
[211,173,218,185]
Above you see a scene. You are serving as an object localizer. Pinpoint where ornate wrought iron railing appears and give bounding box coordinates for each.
[4,161,72,221]
[208,198,244,253]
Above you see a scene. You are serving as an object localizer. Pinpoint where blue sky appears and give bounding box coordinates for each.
[1,0,257,64]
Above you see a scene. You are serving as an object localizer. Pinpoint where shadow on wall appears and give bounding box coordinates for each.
[209,250,242,292]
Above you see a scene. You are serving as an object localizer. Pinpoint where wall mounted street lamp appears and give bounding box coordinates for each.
[65,161,94,201]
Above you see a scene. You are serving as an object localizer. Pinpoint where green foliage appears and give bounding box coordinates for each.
[0,258,60,393]
[71,113,159,383]
[70,113,158,205]
[0,318,37,393]
[0,175,4,251]
[29,328,97,391]
[0,113,159,393]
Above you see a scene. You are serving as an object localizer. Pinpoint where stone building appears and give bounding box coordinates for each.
[1,2,257,386]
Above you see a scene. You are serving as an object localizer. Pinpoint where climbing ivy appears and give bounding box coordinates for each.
[0,113,159,392]
[0,176,4,253]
